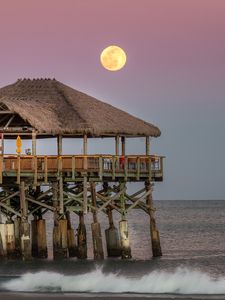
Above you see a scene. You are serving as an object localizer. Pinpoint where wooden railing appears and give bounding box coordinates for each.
[0,154,164,184]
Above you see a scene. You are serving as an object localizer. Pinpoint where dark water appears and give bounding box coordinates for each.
[1,200,225,297]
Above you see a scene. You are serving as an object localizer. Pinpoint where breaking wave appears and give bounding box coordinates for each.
[2,268,225,294]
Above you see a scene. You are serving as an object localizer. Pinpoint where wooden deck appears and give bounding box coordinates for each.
[0,154,164,184]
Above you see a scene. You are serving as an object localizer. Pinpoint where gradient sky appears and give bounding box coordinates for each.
[0,0,225,200]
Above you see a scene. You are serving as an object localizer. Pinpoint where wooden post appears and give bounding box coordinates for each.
[119,182,132,259]
[57,135,63,156]
[32,131,36,156]
[83,134,88,214]
[14,217,21,258]
[145,180,162,257]
[52,181,68,259]
[105,209,121,257]
[20,181,31,260]
[66,211,77,257]
[121,136,125,155]
[90,182,104,260]
[77,212,87,259]
[115,136,120,155]
[146,136,150,155]
[32,214,48,258]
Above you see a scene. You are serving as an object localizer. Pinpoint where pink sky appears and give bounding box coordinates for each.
[0,0,225,199]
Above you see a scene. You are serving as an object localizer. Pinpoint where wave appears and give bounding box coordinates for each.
[2,268,225,294]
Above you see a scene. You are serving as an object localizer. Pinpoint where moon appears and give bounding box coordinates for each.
[100,45,127,71]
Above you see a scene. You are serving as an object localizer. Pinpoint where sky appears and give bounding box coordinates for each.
[0,0,225,200]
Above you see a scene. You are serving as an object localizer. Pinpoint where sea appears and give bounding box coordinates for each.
[1,200,225,299]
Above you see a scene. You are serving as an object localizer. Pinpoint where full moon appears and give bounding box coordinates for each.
[100,45,127,71]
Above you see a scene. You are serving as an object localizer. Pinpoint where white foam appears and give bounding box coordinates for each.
[2,268,225,294]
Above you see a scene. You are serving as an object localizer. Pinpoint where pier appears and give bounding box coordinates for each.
[0,79,164,260]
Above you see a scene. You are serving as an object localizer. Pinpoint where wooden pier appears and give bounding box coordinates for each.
[0,78,164,260]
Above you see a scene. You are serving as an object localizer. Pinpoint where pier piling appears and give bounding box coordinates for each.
[90,182,104,260]
[66,211,77,257]
[105,209,121,257]
[145,181,162,257]
[77,212,87,259]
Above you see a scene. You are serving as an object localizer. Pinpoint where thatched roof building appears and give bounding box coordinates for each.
[0,79,160,137]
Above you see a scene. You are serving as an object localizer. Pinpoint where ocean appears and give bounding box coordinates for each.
[1,200,225,299]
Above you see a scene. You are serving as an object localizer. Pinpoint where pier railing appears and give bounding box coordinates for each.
[0,154,164,184]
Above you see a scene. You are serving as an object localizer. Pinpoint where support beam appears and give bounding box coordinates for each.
[77,212,87,259]
[121,136,125,156]
[105,207,121,257]
[146,136,150,155]
[66,211,77,257]
[57,135,63,156]
[119,182,131,259]
[115,136,120,156]
[145,180,162,257]
[90,182,104,260]
[19,181,31,260]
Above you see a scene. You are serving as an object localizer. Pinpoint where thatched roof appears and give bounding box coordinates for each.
[0,79,161,137]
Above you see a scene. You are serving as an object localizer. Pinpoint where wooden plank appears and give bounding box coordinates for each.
[26,196,56,211]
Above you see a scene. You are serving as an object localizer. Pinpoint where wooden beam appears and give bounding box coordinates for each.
[4,115,15,129]
[26,196,56,211]
[0,201,21,217]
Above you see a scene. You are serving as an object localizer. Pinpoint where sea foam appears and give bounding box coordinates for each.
[2,268,225,294]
